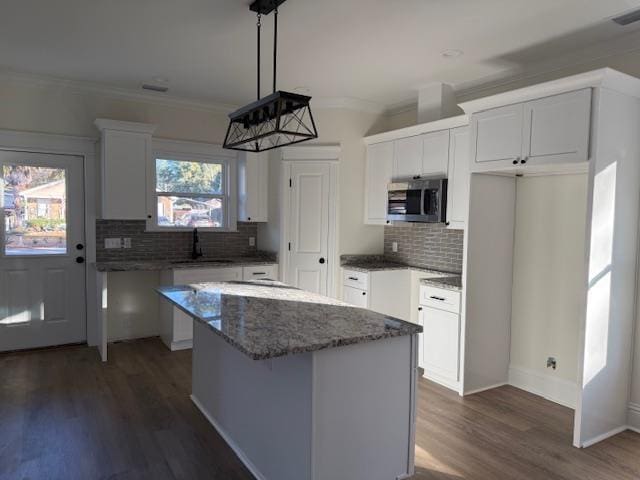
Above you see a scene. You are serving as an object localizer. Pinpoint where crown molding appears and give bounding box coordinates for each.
[363,114,468,145]
[454,28,640,104]
[459,68,640,114]
[0,69,238,114]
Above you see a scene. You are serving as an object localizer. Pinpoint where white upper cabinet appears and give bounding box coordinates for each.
[238,151,268,222]
[421,129,450,176]
[522,88,591,166]
[95,119,156,220]
[364,141,394,225]
[472,103,524,166]
[446,126,470,230]
[470,89,592,172]
[392,135,422,180]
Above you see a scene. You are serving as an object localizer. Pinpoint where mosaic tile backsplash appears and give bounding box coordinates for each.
[383,223,464,273]
[96,220,259,262]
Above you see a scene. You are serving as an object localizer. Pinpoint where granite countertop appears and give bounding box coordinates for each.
[95,256,277,272]
[341,255,463,291]
[156,280,422,360]
[420,276,462,291]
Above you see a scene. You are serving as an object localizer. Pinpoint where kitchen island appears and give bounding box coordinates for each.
[157,280,421,480]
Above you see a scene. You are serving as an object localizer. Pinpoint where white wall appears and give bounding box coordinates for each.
[509,175,588,395]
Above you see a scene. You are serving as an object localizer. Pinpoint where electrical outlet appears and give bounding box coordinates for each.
[547,357,557,370]
[392,241,398,253]
[249,236,256,247]
[104,238,121,249]
[123,238,132,249]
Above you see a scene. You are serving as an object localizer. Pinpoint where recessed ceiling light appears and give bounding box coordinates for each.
[441,49,463,59]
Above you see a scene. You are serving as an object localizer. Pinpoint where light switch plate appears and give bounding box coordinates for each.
[392,241,398,253]
[104,238,121,249]
[123,238,132,249]
[249,236,256,247]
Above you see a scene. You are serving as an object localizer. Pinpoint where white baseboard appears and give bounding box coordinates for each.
[581,425,629,448]
[191,394,267,480]
[508,365,577,409]
[629,403,640,433]
[170,339,193,351]
[463,382,508,396]
[422,371,460,393]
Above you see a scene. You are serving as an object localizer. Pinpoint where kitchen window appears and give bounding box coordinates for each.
[148,147,237,231]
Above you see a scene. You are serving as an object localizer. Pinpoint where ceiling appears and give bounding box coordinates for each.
[2,0,640,110]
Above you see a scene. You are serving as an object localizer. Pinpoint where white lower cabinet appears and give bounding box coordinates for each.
[343,285,369,308]
[418,285,462,392]
[342,268,411,320]
[242,264,278,281]
[160,265,276,350]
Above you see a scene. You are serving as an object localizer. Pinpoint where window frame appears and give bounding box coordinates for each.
[147,140,238,232]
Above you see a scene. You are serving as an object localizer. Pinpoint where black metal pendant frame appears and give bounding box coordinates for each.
[224,91,318,152]
[223,0,318,152]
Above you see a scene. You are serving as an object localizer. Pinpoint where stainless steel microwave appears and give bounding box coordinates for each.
[387,178,448,223]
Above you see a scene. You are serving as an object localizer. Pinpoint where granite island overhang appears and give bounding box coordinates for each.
[157,280,422,480]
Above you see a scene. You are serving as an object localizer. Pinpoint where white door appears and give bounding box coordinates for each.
[446,126,471,229]
[0,151,86,351]
[522,89,591,166]
[287,162,331,295]
[393,135,422,180]
[343,286,368,308]
[472,103,524,166]
[365,142,393,225]
[422,306,460,383]
[421,129,450,176]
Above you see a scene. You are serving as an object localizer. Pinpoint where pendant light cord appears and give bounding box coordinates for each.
[256,13,262,100]
[273,7,278,93]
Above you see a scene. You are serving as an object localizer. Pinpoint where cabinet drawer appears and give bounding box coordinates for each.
[420,286,460,314]
[343,269,369,290]
[174,267,242,284]
[343,285,369,308]
[242,264,278,280]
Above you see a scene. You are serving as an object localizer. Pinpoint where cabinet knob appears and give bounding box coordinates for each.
[362,292,366,296]
[147,214,152,219]
[512,158,520,165]
[418,307,422,311]
[247,217,251,221]
[521,157,528,164]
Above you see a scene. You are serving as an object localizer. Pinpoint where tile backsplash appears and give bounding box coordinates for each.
[96,220,259,262]
[383,223,464,273]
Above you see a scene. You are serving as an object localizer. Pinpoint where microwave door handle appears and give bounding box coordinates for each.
[420,188,426,216]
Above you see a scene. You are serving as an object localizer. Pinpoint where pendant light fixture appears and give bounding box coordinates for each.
[223,0,318,152]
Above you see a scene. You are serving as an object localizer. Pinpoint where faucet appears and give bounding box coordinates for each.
[192,228,203,260]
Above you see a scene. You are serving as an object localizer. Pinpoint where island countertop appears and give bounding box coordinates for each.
[156,280,422,360]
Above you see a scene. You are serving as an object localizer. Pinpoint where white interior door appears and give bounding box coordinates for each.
[287,162,331,295]
[0,151,86,352]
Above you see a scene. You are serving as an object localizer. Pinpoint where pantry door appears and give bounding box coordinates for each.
[0,151,86,352]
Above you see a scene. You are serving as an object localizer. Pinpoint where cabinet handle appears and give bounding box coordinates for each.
[348,276,359,281]
[429,295,446,301]
[252,272,266,276]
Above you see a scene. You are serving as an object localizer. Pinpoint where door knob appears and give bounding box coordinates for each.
[76,257,85,264]
[319,257,325,264]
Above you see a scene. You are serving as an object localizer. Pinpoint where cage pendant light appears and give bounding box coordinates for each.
[223,0,318,152]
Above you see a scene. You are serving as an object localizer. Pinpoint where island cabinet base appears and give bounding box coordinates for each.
[192,321,418,480]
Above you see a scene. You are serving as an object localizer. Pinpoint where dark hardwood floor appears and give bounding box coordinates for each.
[1,337,638,480]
